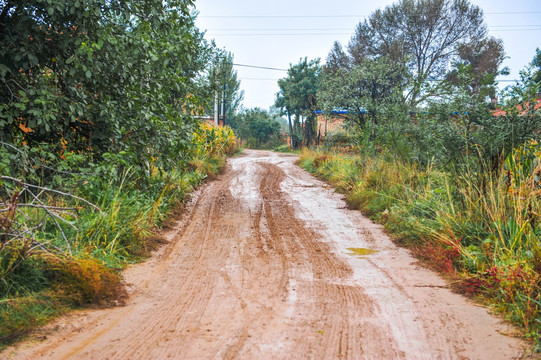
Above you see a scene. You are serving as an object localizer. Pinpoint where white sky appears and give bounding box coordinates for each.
[194,0,541,110]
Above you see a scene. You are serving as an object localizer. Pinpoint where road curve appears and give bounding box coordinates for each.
[3,150,526,359]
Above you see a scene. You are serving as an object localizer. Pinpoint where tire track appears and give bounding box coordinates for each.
[255,161,388,359]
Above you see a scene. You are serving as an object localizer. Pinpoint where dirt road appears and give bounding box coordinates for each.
[4,150,526,359]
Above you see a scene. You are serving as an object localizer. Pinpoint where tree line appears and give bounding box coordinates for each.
[275,0,541,171]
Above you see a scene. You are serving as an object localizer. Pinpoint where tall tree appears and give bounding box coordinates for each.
[275,58,321,147]
[446,37,506,98]
[229,108,282,148]
[347,0,490,106]
[325,41,350,74]
[319,56,409,129]
[205,50,243,124]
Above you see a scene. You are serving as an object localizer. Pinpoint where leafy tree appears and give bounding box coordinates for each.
[230,108,282,148]
[532,48,541,85]
[412,61,541,171]
[325,41,350,73]
[203,50,244,124]
[0,0,210,175]
[275,57,321,147]
[346,0,494,106]
[319,0,513,164]
[319,56,409,129]
[319,55,411,158]
[447,37,507,98]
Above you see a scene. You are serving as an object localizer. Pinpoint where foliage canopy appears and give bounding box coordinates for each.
[0,0,210,173]
[229,108,282,148]
[340,0,503,106]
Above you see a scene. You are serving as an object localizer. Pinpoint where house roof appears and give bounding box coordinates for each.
[492,99,541,117]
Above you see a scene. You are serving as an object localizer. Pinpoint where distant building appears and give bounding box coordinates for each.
[492,97,541,117]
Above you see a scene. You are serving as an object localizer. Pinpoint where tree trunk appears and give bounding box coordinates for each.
[287,111,293,148]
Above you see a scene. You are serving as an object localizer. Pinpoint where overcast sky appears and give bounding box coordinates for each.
[194,0,541,110]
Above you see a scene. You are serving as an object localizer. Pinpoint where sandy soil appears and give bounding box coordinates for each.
[2,150,527,359]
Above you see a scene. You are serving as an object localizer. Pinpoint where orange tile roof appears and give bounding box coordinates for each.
[492,99,541,116]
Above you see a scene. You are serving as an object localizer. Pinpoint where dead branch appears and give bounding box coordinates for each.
[0,203,80,211]
[0,176,101,212]
[25,188,73,256]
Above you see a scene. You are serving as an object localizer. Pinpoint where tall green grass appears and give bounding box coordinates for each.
[299,144,541,351]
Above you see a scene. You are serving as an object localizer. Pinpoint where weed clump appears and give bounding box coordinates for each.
[52,257,125,306]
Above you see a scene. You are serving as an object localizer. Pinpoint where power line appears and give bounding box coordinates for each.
[247,77,520,83]
[207,26,541,36]
[213,33,352,36]
[207,28,353,31]
[489,24,541,27]
[491,28,541,32]
[200,15,366,18]
[199,11,541,19]
[208,25,541,31]
[486,11,541,15]
[208,29,541,36]
[240,78,281,81]
[233,63,287,71]
[235,62,522,83]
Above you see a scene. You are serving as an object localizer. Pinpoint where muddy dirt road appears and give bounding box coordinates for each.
[4,150,526,359]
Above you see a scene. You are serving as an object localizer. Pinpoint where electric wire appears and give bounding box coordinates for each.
[207,25,541,31]
[240,78,281,81]
[199,11,541,18]
[233,63,287,71]
[207,29,541,36]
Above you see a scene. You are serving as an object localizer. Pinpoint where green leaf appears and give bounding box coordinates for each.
[0,64,10,77]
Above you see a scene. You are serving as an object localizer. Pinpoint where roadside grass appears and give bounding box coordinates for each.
[299,145,541,352]
[273,144,296,153]
[0,124,237,347]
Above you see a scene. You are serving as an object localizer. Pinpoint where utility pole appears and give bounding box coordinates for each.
[222,57,227,126]
[222,83,226,126]
[214,57,219,126]
[214,90,219,126]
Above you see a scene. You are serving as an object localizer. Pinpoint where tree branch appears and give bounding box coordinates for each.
[25,187,72,256]
[0,203,80,211]
[0,176,101,212]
